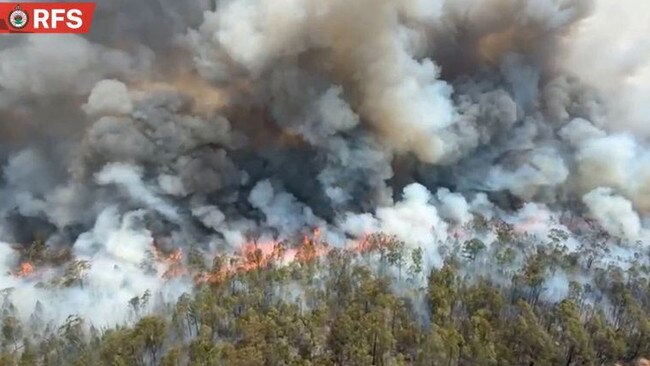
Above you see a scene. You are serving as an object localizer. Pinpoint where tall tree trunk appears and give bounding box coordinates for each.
[565,346,574,366]
[372,332,378,365]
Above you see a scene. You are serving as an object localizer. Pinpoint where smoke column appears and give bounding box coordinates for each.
[0,0,648,324]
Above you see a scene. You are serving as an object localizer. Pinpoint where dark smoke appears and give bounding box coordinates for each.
[0,0,648,324]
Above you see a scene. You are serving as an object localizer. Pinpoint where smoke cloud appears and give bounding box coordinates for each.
[0,0,648,325]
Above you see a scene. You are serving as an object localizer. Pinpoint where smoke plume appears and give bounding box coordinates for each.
[0,0,648,325]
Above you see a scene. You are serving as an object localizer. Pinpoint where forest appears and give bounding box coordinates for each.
[1,0,650,365]
[0,218,648,366]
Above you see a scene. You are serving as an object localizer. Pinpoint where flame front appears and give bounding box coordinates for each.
[193,229,401,285]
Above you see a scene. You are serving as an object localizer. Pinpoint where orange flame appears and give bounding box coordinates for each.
[166,248,183,262]
[151,245,187,280]
[162,248,186,279]
[195,228,332,284]
[16,262,34,277]
[181,228,400,285]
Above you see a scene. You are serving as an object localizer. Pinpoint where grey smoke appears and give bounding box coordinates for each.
[0,0,647,325]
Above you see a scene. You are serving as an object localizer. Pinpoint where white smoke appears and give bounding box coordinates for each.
[563,0,650,135]
[583,187,641,239]
[96,163,180,221]
[249,179,324,235]
[0,35,148,97]
[342,183,449,266]
[0,0,648,328]
[83,79,133,116]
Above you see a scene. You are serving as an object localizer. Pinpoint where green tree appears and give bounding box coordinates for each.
[134,315,167,365]
[554,299,595,365]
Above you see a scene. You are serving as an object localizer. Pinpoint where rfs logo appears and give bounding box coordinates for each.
[0,3,95,34]
[8,5,28,29]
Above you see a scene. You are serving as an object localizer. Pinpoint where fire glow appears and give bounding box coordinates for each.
[13,261,36,278]
[16,262,35,277]
[158,228,396,285]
